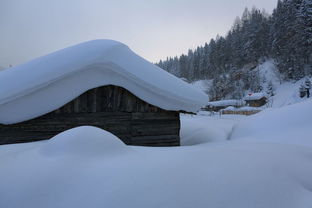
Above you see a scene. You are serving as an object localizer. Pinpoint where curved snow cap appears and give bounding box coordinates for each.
[40,126,129,157]
[0,39,207,124]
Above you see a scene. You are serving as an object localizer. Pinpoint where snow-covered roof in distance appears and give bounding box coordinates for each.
[207,99,244,107]
[222,106,264,111]
[0,40,207,124]
[244,93,267,101]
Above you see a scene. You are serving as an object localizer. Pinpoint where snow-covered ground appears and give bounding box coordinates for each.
[0,52,311,207]
[1,97,312,208]
[271,79,311,107]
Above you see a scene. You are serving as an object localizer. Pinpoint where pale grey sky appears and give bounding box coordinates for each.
[0,0,277,67]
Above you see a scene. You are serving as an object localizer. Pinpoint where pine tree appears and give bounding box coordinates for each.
[298,0,312,66]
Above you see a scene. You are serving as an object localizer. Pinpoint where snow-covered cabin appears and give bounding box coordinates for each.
[244,93,267,107]
[204,99,244,112]
[0,40,207,146]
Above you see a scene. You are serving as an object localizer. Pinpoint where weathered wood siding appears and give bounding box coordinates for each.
[0,85,180,146]
[245,97,267,107]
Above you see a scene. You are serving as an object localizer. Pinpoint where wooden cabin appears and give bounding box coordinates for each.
[203,99,244,112]
[0,85,180,146]
[244,93,267,107]
[0,40,206,147]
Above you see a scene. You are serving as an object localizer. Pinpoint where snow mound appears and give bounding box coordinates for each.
[41,126,128,157]
[230,98,312,147]
[0,39,207,124]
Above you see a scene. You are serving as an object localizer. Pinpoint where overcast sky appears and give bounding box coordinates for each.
[0,0,277,67]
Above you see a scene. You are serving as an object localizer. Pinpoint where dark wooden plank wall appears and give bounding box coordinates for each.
[245,97,267,107]
[55,85,164,113]
[0,85,180,146]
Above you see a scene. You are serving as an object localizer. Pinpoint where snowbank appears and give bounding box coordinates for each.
[180,114,242,145]
[40,126,129,157]
[0,110,312,207]
[230,98,312,147]
[0,40,207,124]
[1,120,312,208]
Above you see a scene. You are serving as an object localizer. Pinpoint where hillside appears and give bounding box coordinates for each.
[190,59,312,109]
[157,0,312,100]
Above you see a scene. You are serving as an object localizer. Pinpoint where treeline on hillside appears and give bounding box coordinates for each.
[157,0,312,100]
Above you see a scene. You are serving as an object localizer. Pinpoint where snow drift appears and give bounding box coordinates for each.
[1,118,312,208]
[180,114,242,145]
[40,126,129,157]
[0,39,207,124]
[230,98,312,147]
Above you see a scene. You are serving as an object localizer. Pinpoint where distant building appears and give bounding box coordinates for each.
[204,99,245,112]
[244,93,267,107]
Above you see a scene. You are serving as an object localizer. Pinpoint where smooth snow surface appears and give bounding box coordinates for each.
[231,98,312,147]
[180,113,243,145]
[0,40,207,124]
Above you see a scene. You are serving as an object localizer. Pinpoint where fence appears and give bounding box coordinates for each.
[221,110,261,116]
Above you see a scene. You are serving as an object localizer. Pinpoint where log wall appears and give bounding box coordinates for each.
[0,85,180,146]
[245,97,267,107]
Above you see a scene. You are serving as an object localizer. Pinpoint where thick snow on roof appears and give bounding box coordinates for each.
[222,106,264,111]
[0,40,207,124]
[207,99,244,107]
[244,92,267,101]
